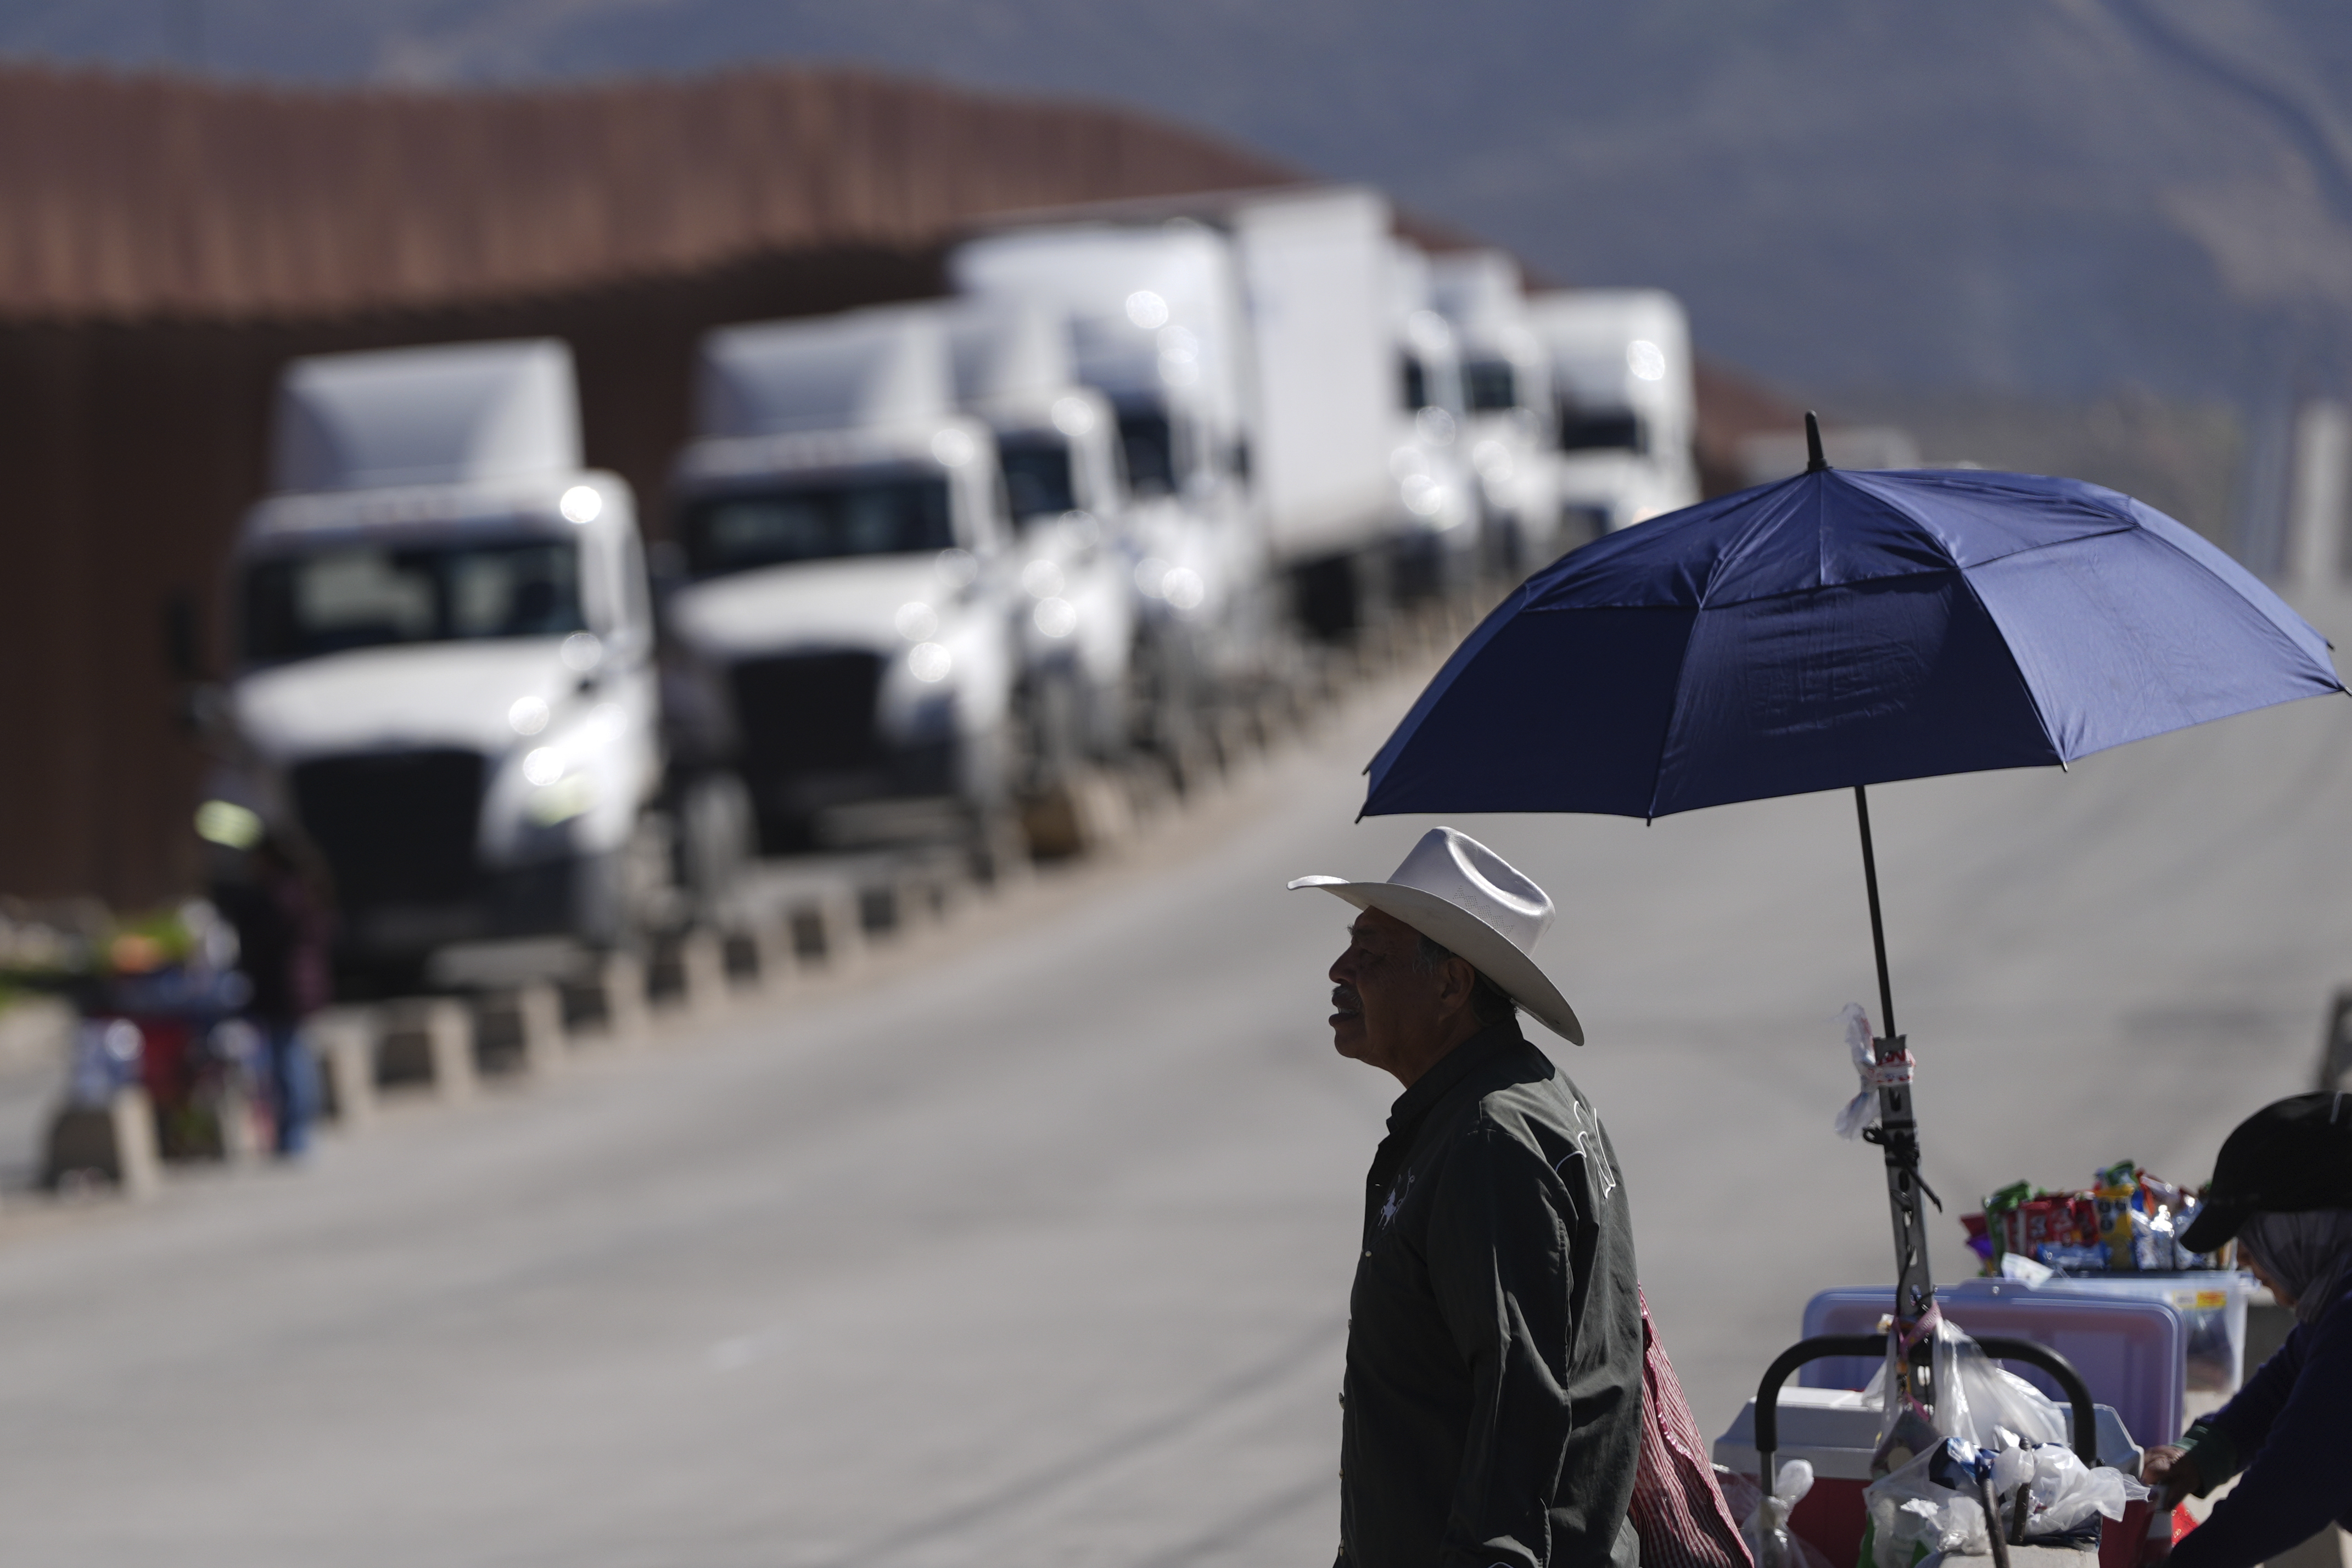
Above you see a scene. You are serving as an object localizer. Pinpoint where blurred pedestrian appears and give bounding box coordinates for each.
[2143,1093,2352,1564]
[1293,828,1737,1568]
[215,835,332,1157]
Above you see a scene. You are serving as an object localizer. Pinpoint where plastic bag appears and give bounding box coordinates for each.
[1718,1469,1835,1568]
[1834,1004,1879,1139]
[2012,1440,2149,1536]
[1862,1431,2149,1561]
[1741,1459,1813,1568]
[1860,1442,1990,1567]
[1866,1314,2067,1472]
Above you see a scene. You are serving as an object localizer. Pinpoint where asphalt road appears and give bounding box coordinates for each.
[3,596,2351,1566]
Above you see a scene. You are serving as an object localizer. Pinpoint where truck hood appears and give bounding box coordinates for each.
[233,640,579,762]
[668,555,959,659]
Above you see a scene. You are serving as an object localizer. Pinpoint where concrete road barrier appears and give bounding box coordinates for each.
[1020,772,1129,862]
[682,931,724,1020]
[514,982,565,1074]
[563,952,651,1045]
[645,931,726,1018]
[725,925,782,994]
[802,887,866,974]
[42,1086,161,1198]
[310,1007,379,1128]
[473,985,567,1076]
[378,999,478,1103]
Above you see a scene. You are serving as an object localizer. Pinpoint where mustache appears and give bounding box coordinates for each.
[1330,985,1362,1013]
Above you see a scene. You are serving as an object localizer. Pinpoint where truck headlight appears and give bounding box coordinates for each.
[908,642,953,682]
[520,746,598,825]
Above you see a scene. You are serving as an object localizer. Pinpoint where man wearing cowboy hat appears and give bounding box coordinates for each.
[1293,827,1643,1568]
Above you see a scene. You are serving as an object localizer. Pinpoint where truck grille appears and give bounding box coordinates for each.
[731,652,885,776]
[290,749,484,908]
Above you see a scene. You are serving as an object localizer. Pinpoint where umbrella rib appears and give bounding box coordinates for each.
[1951,568,2070,766]
[1640,608,1707,822]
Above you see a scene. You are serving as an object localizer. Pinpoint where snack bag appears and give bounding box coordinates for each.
[1981,1181,2037,1263]
[1961,1211,1995,1271]
[2093,1160,2138,1267]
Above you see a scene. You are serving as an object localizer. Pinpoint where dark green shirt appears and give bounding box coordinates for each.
[1339,1021,1643,1568]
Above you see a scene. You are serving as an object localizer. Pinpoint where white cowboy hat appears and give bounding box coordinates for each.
[1289,826,1583,1045]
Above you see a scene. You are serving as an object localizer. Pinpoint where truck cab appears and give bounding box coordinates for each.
[1527,289,1700,536]
[951,221,1269,768]
[1429,250,1567,577]
[217,338,665,992]
[945,300,1140,784]
[663,305,1020,856]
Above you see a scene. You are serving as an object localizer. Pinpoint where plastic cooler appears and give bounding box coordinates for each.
[1799,1285,2186,1452]
[1713,1286,2186,1566]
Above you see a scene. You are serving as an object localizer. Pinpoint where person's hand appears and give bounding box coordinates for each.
[2142,1444,2203,1508]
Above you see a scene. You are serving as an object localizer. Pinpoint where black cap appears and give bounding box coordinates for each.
[2179,1091,2352,1253]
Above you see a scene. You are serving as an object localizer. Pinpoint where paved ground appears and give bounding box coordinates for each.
[3,595,2351,1565]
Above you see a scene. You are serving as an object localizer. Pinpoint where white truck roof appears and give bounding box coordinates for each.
[270,338,582,495]
[696,304,950,439]
[944,299,1075,409]
[1527,289,1694,408]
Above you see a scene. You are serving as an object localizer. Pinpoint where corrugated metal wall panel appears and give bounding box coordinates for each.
[0,55,1302,905]
[0,66,1294,322]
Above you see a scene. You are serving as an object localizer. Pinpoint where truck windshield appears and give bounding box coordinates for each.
[1401,355,1429,414]
[997,433,1077,522]
[1559,408,1645,453]
[1117,410,1177,497]
[1463,360,1518,413]
[242,538,584,662]
[682,475,954,579]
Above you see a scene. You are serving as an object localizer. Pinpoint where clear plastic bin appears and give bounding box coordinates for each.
[1950,1270,2249,1392]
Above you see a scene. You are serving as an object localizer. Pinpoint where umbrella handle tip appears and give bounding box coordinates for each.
[1805,411,1828,474]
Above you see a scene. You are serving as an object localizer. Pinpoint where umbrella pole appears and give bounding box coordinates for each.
[1853,785,1896,1037]
[1853,785,1940,1405]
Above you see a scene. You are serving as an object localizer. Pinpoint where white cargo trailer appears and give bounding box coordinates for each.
[663,304,1021,856]
[216,338,668,992]
[1527,288,1700,535]
[1225,187,1399,636]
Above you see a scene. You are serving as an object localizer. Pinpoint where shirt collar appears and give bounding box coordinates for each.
[1384,1018,1529,1146]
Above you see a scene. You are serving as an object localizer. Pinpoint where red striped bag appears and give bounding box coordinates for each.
[1629,1289,1754,1568]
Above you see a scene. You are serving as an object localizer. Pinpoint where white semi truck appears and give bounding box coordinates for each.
[951,217,1263,760]
[1527,288,1700,536]
[662,304,1021,858]
[943,300,1140,783]
[953,185,1399,659]
[215,338,668,992]
[1429,249,1567,576]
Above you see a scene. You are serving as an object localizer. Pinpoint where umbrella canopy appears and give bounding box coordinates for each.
[1360,431,2344,1391]
[1366,463,2342,821]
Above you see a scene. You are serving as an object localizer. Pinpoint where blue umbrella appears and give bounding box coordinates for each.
[1364,416,2343,1364]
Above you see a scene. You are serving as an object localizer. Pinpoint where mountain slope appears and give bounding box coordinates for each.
[2,2,2349,406]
